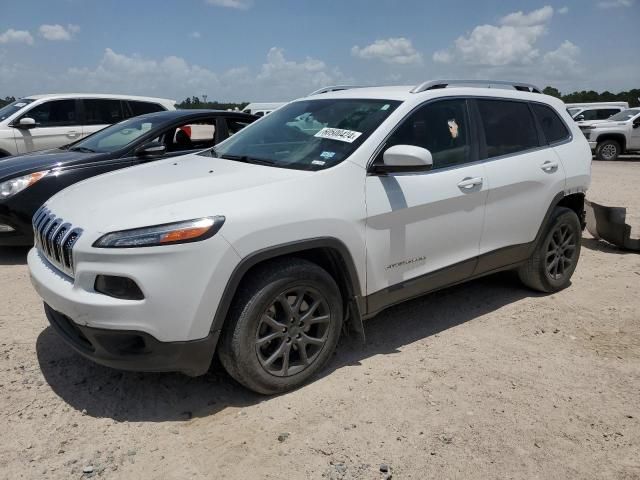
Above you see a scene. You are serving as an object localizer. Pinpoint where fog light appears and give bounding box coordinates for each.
[0,224,15,232]
[94,275,144,300]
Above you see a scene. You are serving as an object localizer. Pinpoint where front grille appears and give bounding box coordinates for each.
[33,207,82,278]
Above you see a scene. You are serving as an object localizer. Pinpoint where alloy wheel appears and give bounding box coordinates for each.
[255,287,331,377]
[545,224,577,281]
[601,143,617,160]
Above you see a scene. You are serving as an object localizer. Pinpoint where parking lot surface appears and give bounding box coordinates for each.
[1,159,639,479]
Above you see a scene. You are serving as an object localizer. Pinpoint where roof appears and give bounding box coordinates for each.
[23,93,176,105]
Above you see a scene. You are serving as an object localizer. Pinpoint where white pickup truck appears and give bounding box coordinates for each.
[582,108,640,160]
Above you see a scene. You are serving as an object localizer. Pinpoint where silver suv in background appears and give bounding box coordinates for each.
[0,94,176,157]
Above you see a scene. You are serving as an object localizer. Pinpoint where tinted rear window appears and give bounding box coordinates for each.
[531,103,570,144]
[128,101,165,116]
[477,99,540,158]
[83,99,125,125]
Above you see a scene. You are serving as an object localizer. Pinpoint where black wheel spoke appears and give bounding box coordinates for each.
[261,314,286,330]
[256,331,284,346]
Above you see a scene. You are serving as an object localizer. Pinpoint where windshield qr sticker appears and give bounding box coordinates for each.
[314,128,363,143]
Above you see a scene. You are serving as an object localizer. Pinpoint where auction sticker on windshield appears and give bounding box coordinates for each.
[314,127,362,143]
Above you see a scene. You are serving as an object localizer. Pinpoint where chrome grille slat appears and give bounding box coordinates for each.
[32,207,82,278]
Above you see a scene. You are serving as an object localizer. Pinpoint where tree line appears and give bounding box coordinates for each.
[542,87,639,107]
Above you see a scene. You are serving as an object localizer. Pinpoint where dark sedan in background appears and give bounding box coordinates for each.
[0,109,257,245]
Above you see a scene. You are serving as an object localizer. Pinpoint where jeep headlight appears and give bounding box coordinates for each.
[0,171,48,199]
[93,216,225,248]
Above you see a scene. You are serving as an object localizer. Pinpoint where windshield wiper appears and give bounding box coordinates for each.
[219,154,275,166]
[68,146,97,153]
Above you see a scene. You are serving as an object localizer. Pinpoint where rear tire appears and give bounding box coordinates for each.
[518,207,582,293]
[595,140,620,161]
[218,258,343,395]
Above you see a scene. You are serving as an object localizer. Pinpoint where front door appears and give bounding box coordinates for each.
[14,99,81,154]
[365,98,488,313]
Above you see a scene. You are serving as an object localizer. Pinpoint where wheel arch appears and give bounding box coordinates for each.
[209,237,364,338]
[0,148,11,158]
[533,191,586,250]
[596,133,627,152]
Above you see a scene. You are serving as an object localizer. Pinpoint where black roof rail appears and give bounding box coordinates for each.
[410,79,542,94]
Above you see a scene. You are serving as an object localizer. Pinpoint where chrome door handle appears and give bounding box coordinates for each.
[541,161,558,172]
[457,177,483,189]
[67,130,80,138]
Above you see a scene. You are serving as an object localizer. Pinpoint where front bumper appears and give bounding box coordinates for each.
[588,141,597,150]
[44,303,218,376]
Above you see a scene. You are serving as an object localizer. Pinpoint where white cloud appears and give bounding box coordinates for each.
[558,6,569,14]
[189,31,202,39]
[433,6,555,66]
[543,40,581,76]
[57,47,345,101]
[39,24,80,41]
[205,0,252,9]
[0,28,34,45]
[597,0,634,7]
[500,5,554,26]
[351,37,423,65]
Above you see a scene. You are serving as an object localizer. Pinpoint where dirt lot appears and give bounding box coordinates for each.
[1,160,639,480]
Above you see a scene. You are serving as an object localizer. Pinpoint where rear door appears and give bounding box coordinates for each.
[81,99,126,139]
[365,98,488,308]
[13,99,81,153]
[475,98,567,264]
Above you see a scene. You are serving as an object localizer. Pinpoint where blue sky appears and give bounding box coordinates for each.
[1,0,638,102]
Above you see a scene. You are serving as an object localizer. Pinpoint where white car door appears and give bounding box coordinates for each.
[13,99,81,154]
[475,99,567,262]
[365,98,488,313]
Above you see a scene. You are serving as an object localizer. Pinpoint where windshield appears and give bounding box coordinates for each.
[67,115,165,153]
[0,99,34,122]
[607,109,640,122]
[211,99,401,170]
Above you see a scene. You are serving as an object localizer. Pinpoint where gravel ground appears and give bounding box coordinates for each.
[1,160,639,480]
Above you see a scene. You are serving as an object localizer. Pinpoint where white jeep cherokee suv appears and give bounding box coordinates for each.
[28,80,591,394]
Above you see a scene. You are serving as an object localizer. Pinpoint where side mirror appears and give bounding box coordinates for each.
[135,141,166,158]
[372,145,433,174]
[633,121,640,129]
[16,117,36,129]
[575,115,585,122]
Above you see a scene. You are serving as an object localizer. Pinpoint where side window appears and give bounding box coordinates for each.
[226,118,253,136]
[477,99,539,158]
[23,100,77,127]
[83,99,125,125]
[165,120,217,152]
[384,99,471,169]
[597,109,619,120]
[530,103,570,145]
[128,101,165,117]
[580,109,598,121]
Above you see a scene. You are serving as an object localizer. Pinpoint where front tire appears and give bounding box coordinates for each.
[218,258,343,395]
[595,140,620,161]
[518,207,582,293]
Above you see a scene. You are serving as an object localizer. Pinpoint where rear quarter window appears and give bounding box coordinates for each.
[128,101,165,116]
[530,103,570,144]
[476,99,540,158]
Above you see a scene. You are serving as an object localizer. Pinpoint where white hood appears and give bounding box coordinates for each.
[45,153,311,234]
